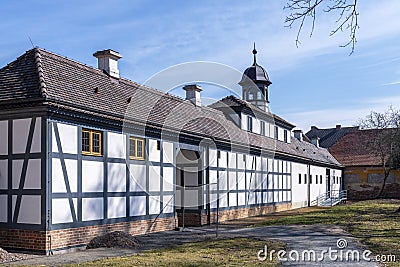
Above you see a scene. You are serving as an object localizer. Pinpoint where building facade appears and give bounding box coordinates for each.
[329,129,400,199]
[0,47,342,254]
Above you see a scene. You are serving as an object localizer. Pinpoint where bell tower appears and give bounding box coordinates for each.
[239,43,272,112]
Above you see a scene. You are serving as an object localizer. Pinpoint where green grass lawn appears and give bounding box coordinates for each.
[252,199,400,267]
[66,238,285,267]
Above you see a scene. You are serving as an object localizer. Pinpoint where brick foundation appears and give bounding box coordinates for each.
[178,203,293,227]
[0,229,47,253]
[0,216,177,255]
[1,203,295,254]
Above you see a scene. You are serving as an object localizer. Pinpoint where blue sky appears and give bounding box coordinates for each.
[1,0,400,130]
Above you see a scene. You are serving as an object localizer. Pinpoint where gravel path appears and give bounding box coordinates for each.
[6,224,378,266]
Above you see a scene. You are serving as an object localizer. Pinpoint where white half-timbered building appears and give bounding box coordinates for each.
[0,47,343,254]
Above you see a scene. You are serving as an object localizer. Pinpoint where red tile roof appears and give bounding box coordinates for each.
[329,129,387,166]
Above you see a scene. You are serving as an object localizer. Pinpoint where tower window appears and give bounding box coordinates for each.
[247,116,253,132]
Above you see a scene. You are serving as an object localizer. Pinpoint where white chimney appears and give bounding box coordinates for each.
[293,130,303,141]
[311,136,320,147]
[183,84,202,106]
[93,49,122,79]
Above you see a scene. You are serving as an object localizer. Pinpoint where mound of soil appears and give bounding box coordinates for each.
[87,231,140,249]
[0,247,22,263]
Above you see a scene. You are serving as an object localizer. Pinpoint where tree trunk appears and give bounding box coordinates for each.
[377,168,390,198]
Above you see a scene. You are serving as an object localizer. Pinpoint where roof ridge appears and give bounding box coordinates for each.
[34,48,47,98]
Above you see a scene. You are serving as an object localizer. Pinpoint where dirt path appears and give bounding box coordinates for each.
[5,220,377,266]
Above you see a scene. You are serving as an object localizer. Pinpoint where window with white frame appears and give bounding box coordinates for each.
[247,116,253,132]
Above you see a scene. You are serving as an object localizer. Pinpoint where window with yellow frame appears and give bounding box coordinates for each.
[129,137,145,160]
[82,129,103,156]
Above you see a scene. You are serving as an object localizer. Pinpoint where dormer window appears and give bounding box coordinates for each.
[247,116,253,132]
[274,126,278,140]
[260,121,265,136]
[284,130,288,143]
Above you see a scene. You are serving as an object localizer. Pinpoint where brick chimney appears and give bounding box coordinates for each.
[183,84,202,106]
[93,49,122,79]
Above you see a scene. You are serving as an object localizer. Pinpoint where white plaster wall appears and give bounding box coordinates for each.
[149,196,160,214]
[163,167,174,192]
[148,139,160,162]
[245,155,253,169]
[162,195,174,213]
[238,192,246,206]
[129,164,146,191]
[52,122,77,154]
[162,142,174,163]
[241,114,247,130]
[278,127,285,142]
[0,120,7,155]
[210,193,217,209]
[219,192,228,207]
[82,198,103,221]
[229,192,237,207]
[219,171,227,190]
[149,166,160,192]
[17,195,41,224]
[237,154,245,169]
[248,191,256,204]
[0,160,7,189]
[253,118,260,134]
[310,165,327,201]
[108,197,126,218]
[12,159,41,189]
[255,172,262,190]
[237,171,245,190]
[52,198,77,224]
[107,132,126,159]
[246,172,255,190]
[82,161,103,192]
[13,118,32,154]
[130,196,146,216]
[210,170,218,191]
[269,124,275,139]
[228,171,236,190]
[0,195,6,222]
[209,149,217,167]
[268,158,273,172]
[256,156,262,171]
[264,122,271,137]
[108,163,126,192]
[228,152,236,169]
[219,151,227,168]
[291,162,308,206]
[52,158,77,193]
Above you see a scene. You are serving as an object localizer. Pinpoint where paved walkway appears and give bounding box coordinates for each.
[5,223,377,266]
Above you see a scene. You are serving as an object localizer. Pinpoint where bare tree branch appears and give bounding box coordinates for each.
[285,0,359,54]
[358,106,400,198]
